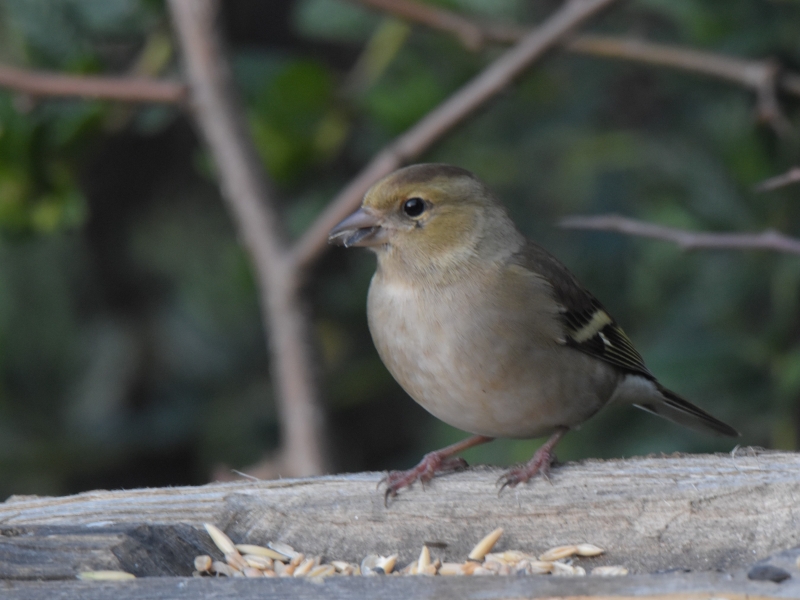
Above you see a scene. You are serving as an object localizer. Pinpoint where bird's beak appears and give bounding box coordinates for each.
[328,208,388,248]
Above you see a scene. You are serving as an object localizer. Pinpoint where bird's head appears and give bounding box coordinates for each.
[329,164,521,278]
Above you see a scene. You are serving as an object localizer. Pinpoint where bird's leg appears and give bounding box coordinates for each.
[498,427,568,492]
[382,434,493,504]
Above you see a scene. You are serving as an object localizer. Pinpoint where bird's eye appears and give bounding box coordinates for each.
[402,197,426,218]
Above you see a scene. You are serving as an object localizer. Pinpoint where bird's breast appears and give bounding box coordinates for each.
[366,270,617,439]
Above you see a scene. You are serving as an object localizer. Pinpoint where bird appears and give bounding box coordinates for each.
[328,163,738,502]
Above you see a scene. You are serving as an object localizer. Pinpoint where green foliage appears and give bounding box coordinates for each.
[2,0,159,68]
[0,0,167,236]
[0,97,94,234]
[249,59,346,182]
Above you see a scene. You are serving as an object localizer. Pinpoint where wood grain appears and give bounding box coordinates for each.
[2,451,799,575]
[2,572,799,600]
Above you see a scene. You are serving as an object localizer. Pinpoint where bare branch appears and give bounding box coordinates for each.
[565,36,790,133]
[0,64,186,103]
[754,167,800,193]
[565,36,770,89]
[353,0,520,50]
[167,0,328,477]
[349,0,799,131]
[292,0,617,271]
[561,214,800,256]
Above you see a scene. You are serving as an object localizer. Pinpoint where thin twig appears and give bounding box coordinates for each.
[561,214,800,255]
[566,36,789,133]
[349,0,798,131]
[353,0,520,50]
[292,0,617,271]
[0,64,186,103]
[168,0,328,477]
[754,167,800,193]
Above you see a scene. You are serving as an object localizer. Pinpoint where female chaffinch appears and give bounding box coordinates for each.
[330,163,737,502]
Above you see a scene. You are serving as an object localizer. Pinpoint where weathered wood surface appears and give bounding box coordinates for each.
[4,571,800,600]
[2,451,800,597]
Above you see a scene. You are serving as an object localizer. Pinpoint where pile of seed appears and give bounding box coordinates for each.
[195,524,629,578]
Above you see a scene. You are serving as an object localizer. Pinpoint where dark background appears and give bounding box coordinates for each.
[0,0,798,500]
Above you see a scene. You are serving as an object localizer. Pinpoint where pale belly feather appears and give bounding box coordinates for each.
[367,272,619,439]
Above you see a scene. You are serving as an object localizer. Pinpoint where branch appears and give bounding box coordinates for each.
[353,0,521,50]
[565,36,790,133]
[560,214,800,255]
[167,0,328,477]
[291,0,617,271]
[0,64,186,103]
[349,0,798,132]
[754,166,800,192]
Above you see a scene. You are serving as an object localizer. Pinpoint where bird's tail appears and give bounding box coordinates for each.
[634,381,739,438]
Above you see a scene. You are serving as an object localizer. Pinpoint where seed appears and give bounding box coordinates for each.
[308,565,336,578]
[204,524,236,556]
[225,552,247,571]
[576,543,605,557]
[293,557,316,577]
[552,561,585,576]
[539,545,577,561]
[417,545,431,571]
[514,560,531,575]
[192,527,624,580]
[268,541,299,560]
[377,554,398,574]
[243,554,273,570]
[468,527,504,561]
[592,565,628,576]
[486,550,531,564]
[210,561,237,577]
[439,562,465,576]
[235,544,289,561]
[482,560,503,574]
[526,561,554,575]
[361,554,380,576]
[194,555,212,572]
[77,570,136,581]
[420,563,438,576]
[331,561,350,573]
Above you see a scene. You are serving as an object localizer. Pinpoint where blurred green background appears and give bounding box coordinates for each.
[0,0,798,500]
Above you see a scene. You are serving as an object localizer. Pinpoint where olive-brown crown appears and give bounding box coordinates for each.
[362,164,522,278]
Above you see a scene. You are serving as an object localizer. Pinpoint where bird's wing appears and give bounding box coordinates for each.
[512,240,654,379]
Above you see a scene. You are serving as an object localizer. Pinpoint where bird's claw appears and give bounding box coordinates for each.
[497,449,555,494]
[379,455,468,506]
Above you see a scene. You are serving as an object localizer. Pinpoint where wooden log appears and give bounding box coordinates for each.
[4,571,800,600]
[1,451,799,598]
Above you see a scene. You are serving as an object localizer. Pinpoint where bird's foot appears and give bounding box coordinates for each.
[497,445,556,493]
[497,427,568,493]
[380,453,468,506]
